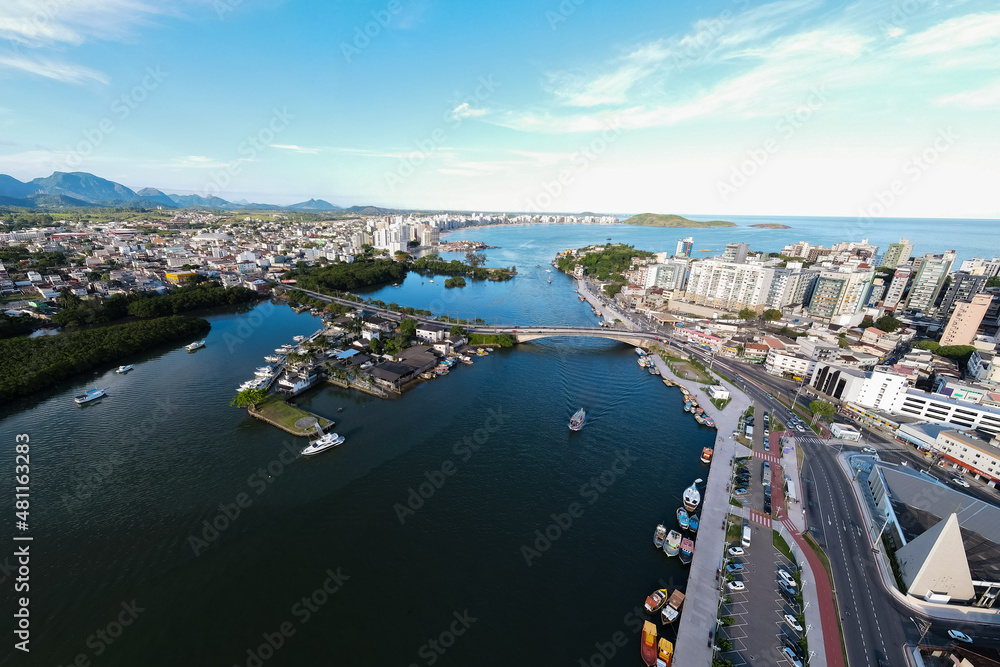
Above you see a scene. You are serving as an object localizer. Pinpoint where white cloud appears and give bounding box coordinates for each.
[271,144,321,154]
[449,102,489,120]
[0,0,167,46]
[0,54,108,84]
[934,78,1000,108]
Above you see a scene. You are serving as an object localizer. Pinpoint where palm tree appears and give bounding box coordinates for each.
[230,387,268,409]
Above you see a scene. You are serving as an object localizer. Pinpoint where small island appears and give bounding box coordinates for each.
[749,223,793,229]
[621,213,736,228]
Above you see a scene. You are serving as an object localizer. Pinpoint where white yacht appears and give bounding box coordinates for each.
[186,340,205,351]
[264,355,282,363]
[74,387,109,404]
[302,432,344,456]
[255,366,276,377]
[116,365,133,374]
[293,335,305,342]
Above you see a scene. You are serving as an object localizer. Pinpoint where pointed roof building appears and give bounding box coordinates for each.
[896,513,975,602]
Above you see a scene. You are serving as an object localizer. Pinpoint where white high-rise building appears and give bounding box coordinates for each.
[881,238,914,269]
[684,260,773,311]
[675,237,693,258]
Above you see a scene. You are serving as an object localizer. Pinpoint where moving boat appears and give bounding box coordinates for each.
[679,537,694,565]
[74,387,109,404]
[641,621,658,667]
[644,588,669,613]
[700,447,714,464]
[653,524,667,549]
[661,590,685,625]
[569,408,586,431]
[663,530,681,557]
[116,365,133,374]
[682,479,702,512]
[302,432,344,456]
[657,638,674,667]
[186,340,205,351]
[689,514,699,533]
[676,507,690,531]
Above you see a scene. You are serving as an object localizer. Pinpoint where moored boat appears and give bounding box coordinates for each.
[641,621,658,667]
[569,408,586,431]
[663,530,681,557]
[74,387,109,404]
[644,588,669,613]
[676,507,689,531]
[116,365,133,374]
[661,590,686,625]
[186,340,205,351]
[679,537,694,564]
[689,514,699,533]
[653,524,667,549]
[700,447,714,464]
[657,638,674,666]
[635,347,645,356]
[682,479,702,512]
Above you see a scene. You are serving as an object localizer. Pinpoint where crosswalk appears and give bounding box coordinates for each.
[749,510,772,528]
[753,450,781,465]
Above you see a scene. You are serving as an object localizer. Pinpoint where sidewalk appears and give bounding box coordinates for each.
[650,353,750,667]
[575,279,635,330]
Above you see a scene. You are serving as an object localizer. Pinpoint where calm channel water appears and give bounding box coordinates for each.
[2,217,994,666]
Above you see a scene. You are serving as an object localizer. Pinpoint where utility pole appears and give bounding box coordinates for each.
[909,617,932,646]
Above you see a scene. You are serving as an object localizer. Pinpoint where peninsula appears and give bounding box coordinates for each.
[621,213,736,228]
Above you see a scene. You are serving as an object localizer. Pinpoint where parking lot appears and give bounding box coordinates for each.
[719,529,807,666]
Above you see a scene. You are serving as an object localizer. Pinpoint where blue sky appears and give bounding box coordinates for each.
[0,0,998,217]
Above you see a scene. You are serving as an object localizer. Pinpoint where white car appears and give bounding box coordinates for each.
[781,646,804,667]
[778,569,797,588]
[727,581,746,592]
[861,446,876,454]
[783,614,803,632]
[952,477,971,488]
[948,629,973,643]
[728,546,745,557]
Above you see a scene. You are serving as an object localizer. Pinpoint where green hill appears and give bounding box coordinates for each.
[622,213,736,228]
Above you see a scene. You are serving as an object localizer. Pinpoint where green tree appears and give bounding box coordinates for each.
[230,387,268,409]
[875,315,902,332]
[738,307,757,321]
[398,318,417,338]
[762,309,782,321]
[838,332,850,348]
[810,400,835,419]
[913,340,940,351]
[450,325,467,337]
[497,333,515,347]
[465,251,487,268]
[368,336,384,355]
[860,315,874,328]
[57,287,82,309]
[987,276,1000,288]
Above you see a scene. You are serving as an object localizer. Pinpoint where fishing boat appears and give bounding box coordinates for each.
[638,356,650,368]
[116,365,133,374]
[682,479,702,512]
[700,447,714,464]
[569,408,586,431]
[663,530,681,557]
[641,621,658,667]
[676,508,690,531]
[657,638,673,666]
[635,347,645,355]
[74,387,109,404]
[661,590,685,625]
[648,366,660,376]
[186,340,205,351]
[547,277,552,283]
[689,514,699,533]
[679,537,694,565]
[644,588,669,613]
[302,432,345,456]
[653,524,667,549]
[704,416,716,428]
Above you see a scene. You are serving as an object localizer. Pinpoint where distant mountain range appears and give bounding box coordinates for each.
[0,171,348,212]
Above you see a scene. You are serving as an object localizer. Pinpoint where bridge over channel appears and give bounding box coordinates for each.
[290,288,666,349]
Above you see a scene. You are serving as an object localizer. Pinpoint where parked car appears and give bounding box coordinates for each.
[727,581,745,592]
[726,563,745,573]
[952,477,971,488]
[734,488,749,496]
[778,569,797,588]
[783,614,803,632]
[763,501,772,513]
[781,646,803,666]
[779,584,797,600]
[727,546,745,557]
[948,629,973,643]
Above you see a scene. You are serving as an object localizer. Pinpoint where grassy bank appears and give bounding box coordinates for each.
[252,394,333,435]
[468,333,515,347]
